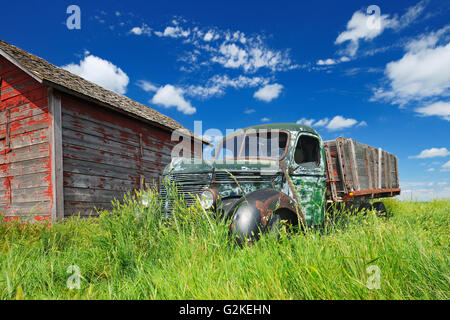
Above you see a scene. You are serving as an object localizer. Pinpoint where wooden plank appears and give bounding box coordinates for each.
[62,127,139,159]
[48,90,64,220]
[0,99,48,125]
[335,138,349,194]
[0,201,52,215]
[377,148,382,189]
[63,158,140,181]
[0,158,50,177]
[63,172,138,192]
[12,186,52,203]
[349,139,361,191]
[0,142,50,164]
[1,127,49,150]
[62,143,166,173]
[1,78,42,101]
[386,152,392,189]
[64,187,130,203]
[0,172,51,190]
[64,201,113,217]
[0,112,49,139]
[2,88,48,110]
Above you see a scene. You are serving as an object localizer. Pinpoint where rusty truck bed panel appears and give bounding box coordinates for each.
[324,137,400,202]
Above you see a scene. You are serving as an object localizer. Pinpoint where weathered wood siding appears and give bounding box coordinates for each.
[60,93,177,217]
[0,56,52,220]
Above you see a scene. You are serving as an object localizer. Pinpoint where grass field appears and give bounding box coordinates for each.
[0,190,448,300]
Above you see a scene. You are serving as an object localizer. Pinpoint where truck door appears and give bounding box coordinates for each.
[289,133,327,226]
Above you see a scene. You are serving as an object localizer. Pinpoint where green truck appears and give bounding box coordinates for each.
[160,123,400,243]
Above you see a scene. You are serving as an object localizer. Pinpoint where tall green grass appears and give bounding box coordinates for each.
[0,188,448,300]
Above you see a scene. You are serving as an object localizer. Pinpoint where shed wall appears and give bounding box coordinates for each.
[60,93,178,217]
[0,56,52,220]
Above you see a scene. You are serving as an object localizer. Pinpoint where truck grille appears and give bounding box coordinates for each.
[213,171,278,185]
[159,173,211,212]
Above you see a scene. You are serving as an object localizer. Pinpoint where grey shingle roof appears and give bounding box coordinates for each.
[0,40,208,143]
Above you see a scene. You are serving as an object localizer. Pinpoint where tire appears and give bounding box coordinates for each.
[358,202,373,214]
[372,202,387,216]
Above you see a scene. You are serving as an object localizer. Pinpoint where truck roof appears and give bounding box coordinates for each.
[237,123,319,135]
[215,123,319,147]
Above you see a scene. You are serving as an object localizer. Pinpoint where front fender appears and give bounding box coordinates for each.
[228,188,303,244]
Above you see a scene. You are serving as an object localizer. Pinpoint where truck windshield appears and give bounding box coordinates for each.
[215,130,289,160]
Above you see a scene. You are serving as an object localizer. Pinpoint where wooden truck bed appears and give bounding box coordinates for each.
[324,137,400,202]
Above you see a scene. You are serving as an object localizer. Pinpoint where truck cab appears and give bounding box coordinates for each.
[161,124,327,242]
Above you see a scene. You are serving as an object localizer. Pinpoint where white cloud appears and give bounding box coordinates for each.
[326,116,359,131]
[136,80,158,92]
[203,31,215,41]
[314,118,330,127]
[373,26,450,106]
[427,168,435,172]
[335,10,393,57]
[62,54,129,94]
[151,85,196,115]
[253,84,283,102]
[244,108,256,114]
[296,116,365,130]
[153,19,297,73]
[261,117,270,122]
[415,101,450,121]
[187,75,269,99]
[357,120,368,127]
[130,24,152,36]
[441,160,450,171]
[410,147,450,159]
[154,26,190,38]
[317,59,337,66]
[296,118,316,126]
[336,2,427,57]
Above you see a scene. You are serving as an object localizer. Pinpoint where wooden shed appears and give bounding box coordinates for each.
[0,40,205,222]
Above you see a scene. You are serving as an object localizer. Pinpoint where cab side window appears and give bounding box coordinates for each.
[294,135,320,166]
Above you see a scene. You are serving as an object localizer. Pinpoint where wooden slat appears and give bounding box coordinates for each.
[62,143,166,173]
[1,127,49,150]
[0,201,52,215]
[0,172,51,191]
[63,158,140,181]
[0,112,49,139]
[0,99,48,125]
[0,142,50,164]
[12,186,51,203]
[49,90,64,220]
[1,88,47,110]
[63,172,138,192]
[64,187,129,203]
[0,158,50,177]
[64,202,113,216]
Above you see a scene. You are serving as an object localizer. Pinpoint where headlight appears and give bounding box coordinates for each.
[200,189,217,210]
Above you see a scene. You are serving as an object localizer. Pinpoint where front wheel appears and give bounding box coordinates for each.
[267,209,299,234]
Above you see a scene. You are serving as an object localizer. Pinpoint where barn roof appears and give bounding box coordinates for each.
[0,40,209,144]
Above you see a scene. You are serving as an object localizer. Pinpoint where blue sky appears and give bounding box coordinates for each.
[1,0,449,200]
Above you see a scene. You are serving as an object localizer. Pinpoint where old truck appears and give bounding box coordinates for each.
[160,123,400,243]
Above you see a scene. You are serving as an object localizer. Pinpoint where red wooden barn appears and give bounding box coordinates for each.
[0,40,205,222]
